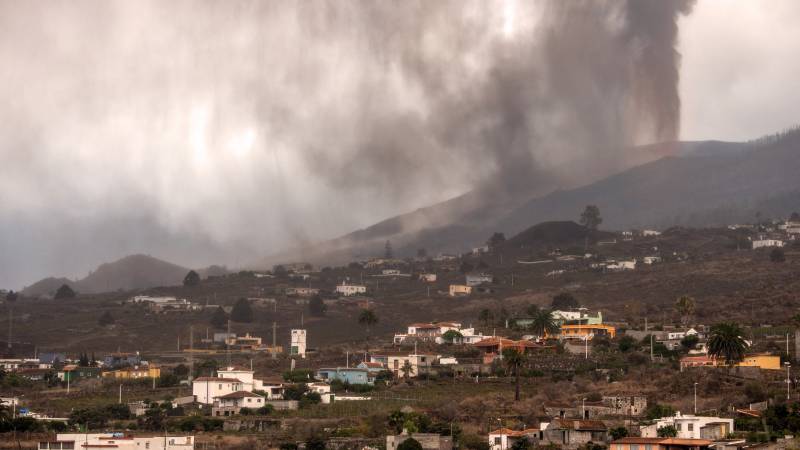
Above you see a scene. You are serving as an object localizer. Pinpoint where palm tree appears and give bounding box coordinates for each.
[707,322,748,366]
[400,360,414,379]
[357,309,378,340]
[674,295,695,326]
[502,348,526,401]
[528,310,559,338]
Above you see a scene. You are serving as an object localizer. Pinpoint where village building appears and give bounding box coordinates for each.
[679,354,780,371]
[419,273,437,282]
[102,366,160,379]
[556,324,617,340]
[39,433,194,450]
[449,285,472,297]
[541,419,608,448]
[752,238,784,249]
[291,329,307,358]
[308,382,334,403]
[285,287,320,297]
[473,337,548,364]
[316,367,374,385]
[465,273,493,287]
[640,413,734,440]
[545,396,647,419]
[356,361,385,373]
[58,365,102,382]
[212,391,265,416]
[103,352,142,368]
[192,377,245,404]
[611,437,712,450]
[385,353,438,378]
[386,430,453,450]
[335,283,367,296]
[488,428,540,450]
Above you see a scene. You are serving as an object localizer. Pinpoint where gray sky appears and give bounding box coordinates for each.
[1,0,798,289]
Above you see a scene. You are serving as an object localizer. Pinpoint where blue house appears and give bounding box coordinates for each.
[103,352,141,368]
[316,367,373,385]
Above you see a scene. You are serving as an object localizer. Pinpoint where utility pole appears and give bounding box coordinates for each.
[272,322,277,360]
[226,319,231,366]
[693,382,698,414]
[650,335,654,361]
[119,384,122,404]
[787,362,792,400]
[189,325,194,382]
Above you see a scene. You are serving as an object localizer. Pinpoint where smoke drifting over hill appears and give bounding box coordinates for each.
[0,1,693,288]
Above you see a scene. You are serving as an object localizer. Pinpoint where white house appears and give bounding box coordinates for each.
[382,269,401,276]
[335,283,367,296]
[466,273,493,287]
[192,377,244,404]
[606,260,636,271]
[752,239,784,249]
[217,367,262,392]
[387,353,437,378]
[419,273,437,282]
[642,230,661,236]
[643,256,662,265]
[291,329,307,358]
[489,428,540,450]
[308,382,334,404]
[39,434,194,450]
[449,285,472,297]
[640,412,734,440]
[212,391,265,416]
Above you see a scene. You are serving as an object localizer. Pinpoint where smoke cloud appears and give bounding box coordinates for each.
[0,0,693,288]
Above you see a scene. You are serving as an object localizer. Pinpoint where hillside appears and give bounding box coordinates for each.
[261,138,783,266]
[22,254,192,297]
[499,129,800,234]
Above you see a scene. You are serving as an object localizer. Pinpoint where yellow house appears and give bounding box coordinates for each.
[738,354,781,370]
[102,366,161,379]
[449,285,472,297]
[556,324,616,340]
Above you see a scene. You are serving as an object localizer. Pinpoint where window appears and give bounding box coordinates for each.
[145,444,150,449]
[676,424,681,431]
[645,445,652,450]
[631,445,639,450]
[495,438,501,445]
[688,424,693,432]
[219,384,222,389]
[616,446,623,450]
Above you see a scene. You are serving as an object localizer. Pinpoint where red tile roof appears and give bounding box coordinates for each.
[214,391,264,399]
[549,419,607,431]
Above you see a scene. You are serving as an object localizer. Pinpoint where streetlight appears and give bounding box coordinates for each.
[693,382,698,414]
[786,362,792,400]
[582,398,587,419]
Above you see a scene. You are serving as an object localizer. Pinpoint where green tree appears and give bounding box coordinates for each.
[210,306,228,329]
[551,292,578,310]
[442,330,463,344]
[487,232,506,249]
[398,438,423,450]
[183,270,201,287]
[98,311,115,326]
[309,296,327,317]
[230,298,253,323]
[771,248,786,263]
[707,322,748,366]
[657,425,678,438]
[580,205,602,231]
[306,435,326,450]
[459,261,474,274]
[680,335,699,351]
[478,308,493,327]
[358,309,378,339]
[609,427,629,440]
[502,348,526,401]
[618,336,636,352]
[510,439,532,450]
[54,284,76,300]
[674,295,695,326]
[528,310,558,338]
